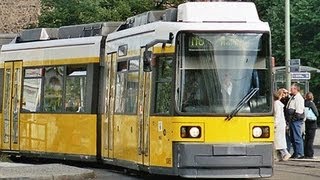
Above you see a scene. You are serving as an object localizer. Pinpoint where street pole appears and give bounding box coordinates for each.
[285,0,291,90]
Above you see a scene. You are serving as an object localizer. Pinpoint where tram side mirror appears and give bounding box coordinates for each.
[143,50,152,72]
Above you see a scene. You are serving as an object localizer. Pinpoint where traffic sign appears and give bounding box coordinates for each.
[291,72,310,80]
[290,59,300,72]
[290,59,300,66]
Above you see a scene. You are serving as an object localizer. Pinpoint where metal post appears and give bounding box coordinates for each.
[285,0,291,90]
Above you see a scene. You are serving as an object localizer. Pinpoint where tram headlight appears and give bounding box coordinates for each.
[252,126,270,138]
[180,126,201,138]
[189,127,200,138]
[252,127,262,137]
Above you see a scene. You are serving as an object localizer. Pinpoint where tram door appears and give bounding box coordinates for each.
[1,61,22,151]
[138,49,151,166]
[104,53,116,159]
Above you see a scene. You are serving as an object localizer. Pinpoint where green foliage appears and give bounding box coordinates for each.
[39,0,104,27]
[253,0,320,99]
[39,0,155,27]
[38,0,188,27]
[98,0,155,21]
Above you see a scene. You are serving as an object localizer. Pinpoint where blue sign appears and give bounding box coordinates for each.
[291,72,311,80]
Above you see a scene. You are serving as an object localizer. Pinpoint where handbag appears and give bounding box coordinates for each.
[305,107,317,120]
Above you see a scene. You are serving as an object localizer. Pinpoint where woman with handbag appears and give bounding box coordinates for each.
[304,92,319,159]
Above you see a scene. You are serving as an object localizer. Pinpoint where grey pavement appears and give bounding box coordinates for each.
[0,162,95,179]
[313,128,320,148]
[1,128,320,179]
[289,128,320,162]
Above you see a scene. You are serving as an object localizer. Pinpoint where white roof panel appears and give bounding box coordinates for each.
[0,36,102,62]
[177,2,260,23]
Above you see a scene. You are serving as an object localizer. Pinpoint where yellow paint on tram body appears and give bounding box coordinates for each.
[22,57,99,67]
[153,46,175,54]
[149,116,274,167]
[19,113,97,155]
[113,114,140,163]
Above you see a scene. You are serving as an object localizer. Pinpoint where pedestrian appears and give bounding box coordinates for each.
[274,89,291,161]
[304,92,319,159]
[286,83,305,159]
[280,88,292,152]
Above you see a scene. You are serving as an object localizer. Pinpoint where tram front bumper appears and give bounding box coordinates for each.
[173,143,273,178]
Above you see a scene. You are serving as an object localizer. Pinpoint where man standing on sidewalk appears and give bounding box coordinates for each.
[286,83,305,158]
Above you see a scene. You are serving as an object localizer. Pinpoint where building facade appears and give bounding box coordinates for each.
[0,0,40,33]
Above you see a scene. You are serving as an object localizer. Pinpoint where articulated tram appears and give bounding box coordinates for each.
[0,2,274,178]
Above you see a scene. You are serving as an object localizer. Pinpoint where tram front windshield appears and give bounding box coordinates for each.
[176,32,272,114]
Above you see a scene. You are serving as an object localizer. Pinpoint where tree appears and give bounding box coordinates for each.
[38,0,194,27]
[39,0,156,27]
[253,0,320,99]
[39,0,102,27]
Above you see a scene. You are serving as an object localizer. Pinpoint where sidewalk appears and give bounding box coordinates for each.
[313,128,320,149]
[0,162,95,179]
[285,128,320,163]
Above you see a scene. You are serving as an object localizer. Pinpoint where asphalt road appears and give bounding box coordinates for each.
[90,148,320,180]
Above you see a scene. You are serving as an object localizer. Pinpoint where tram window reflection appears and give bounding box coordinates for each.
[44,66,64,112]
[115,59,140,114]
[126,72,138,113]
[125,60,139,113]
[115,61,127,113]
[65,65,87,112]
[22,78,42,112]
[154,56,173,114]
[22,68,43,112]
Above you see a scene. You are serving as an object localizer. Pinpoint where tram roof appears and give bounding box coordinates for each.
[107,2,269,42]
[177,2,260,23]
[106,21,270,43]
[0,36,102,62]
[0,36,102,52]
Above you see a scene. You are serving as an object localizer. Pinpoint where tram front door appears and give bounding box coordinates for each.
[1,61,22,151]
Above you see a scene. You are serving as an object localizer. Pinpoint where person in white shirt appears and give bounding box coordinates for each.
[222,74,232,96]
[286,83,305,158]
[274,89,291,161]
[221,73,233,112]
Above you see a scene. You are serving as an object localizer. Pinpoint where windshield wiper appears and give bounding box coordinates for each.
[225,88,259,121]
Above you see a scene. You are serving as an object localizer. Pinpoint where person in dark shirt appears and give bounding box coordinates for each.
[304,92,319,159]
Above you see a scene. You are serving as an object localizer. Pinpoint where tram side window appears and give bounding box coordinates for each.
[0,69,3,112]
[115,61,127,113]
[126,59,139,113]
[44,66,64,112]
[22,68,43,112]
[22,65,90,113]
[115,60,140,114]
[154,56,173,114]
[65,65,87,112]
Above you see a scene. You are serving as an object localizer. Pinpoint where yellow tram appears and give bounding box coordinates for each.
[0,2,274,178]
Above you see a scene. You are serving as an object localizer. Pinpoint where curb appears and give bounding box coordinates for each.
[276,160,320,169]
[289,158,320,163]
